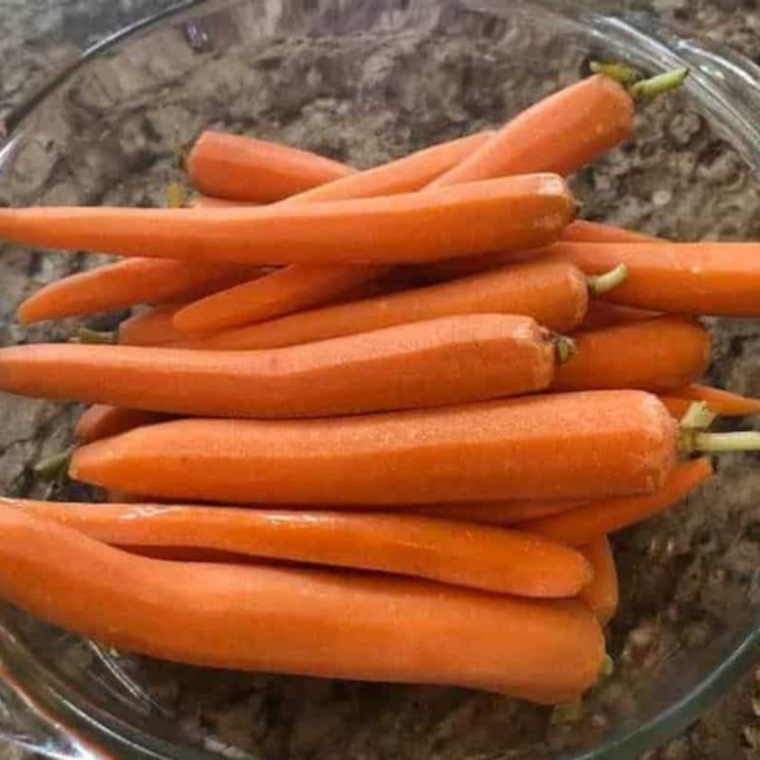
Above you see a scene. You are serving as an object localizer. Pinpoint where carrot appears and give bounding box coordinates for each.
[658,397,695,419]
[171,259,591,351]
[551,317,711,393]
[519,458,713,545]
[0,175,574,266]
[118,305,186,347]
[16,259,261,324]
[187,131,354,202]
[665,384,760,417]
[175,133,496,333]
[561,220,658,244]
[1,498,592,598]
[578,301,660,331]
[0,507,604,703]
[546,241,760,316]
[74,405,172,444]
[578,537,619,626]
[70,390,679,505]
[414,499,584,527]
[0,315,572,418]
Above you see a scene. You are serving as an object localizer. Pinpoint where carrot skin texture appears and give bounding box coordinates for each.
[0,315,559,418]
[430,74,634,187]
[172,260,590,351]
[578,301,660,332]
[119,305,186,347]
[520,458,713,545]
[666,384,760,417]
[0,175,574,266]
[561,220,658,244]
[415,499,584,526]
[547,242,760,316]
[0,507,604,702]
[74,405,172,444]
[578,537,619,626]
[70,391,678,505]
[1,499,592,598]
[551,317,711,393]
[187,131,354,202]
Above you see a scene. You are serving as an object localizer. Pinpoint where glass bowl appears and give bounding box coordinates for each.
[2,1,760,757]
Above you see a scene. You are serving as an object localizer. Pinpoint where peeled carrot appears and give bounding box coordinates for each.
[578,537,619,626]
[429,74,634,187]
[175,132,495,333]
[519,458,713,545]
[415,499,584,527]
[187,131,354,202]
[578,301,660,331]
[16,259,260,324]
[1,499,592,598]
[172,260,590,351]
[547,241,760,316]
[665,384,760,417]
[118,305,186,347]
[74,405,172,444]
[70,390,678,505]
[0,175,574,266]
[561,220,658,244]
[0,507,604,703]
[0,315,570,418]
[551,317,711,393]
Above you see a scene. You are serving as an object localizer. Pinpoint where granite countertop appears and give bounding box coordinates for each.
[1,1,760,758]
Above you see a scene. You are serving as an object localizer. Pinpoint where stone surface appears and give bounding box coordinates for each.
[1,1,760,758]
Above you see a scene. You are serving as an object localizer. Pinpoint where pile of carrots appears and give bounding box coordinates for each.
[2,61,760,708]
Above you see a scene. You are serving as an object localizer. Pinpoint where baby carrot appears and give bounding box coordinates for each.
[578,537,619,627]
[0,507,604,703]
[0,315,571,418]
[0,175,574,266]
[171,259,591,351]
[551,317,711,393]
[1,499,592,598]
[547,241,760,316]
[414,499,584,526]
[578,301,660,332]
[561,220,658,244]
[519,458,713,545]
[70,390,678,505]
[74,405,172,444]
[118,305,186,347]
[187,131,354,202]
[665,384,760,417]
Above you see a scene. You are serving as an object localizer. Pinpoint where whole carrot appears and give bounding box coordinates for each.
[171,259,592,351]
[187,131,354,202]
[1,499,592,598]
[578,537,619,627]
[74,405,172,444]
[0,315,572,418]
[561,220,658,244]
[0,507,604,703]
[70,390,678,505]
[547,241,760,316]
[519,458,713,545]
[0,175,574,266]
[551,317,711,393]
[664,384,760,417]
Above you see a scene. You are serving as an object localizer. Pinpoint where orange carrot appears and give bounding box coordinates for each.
[171,259,590,351]
[16,259,261,324]
[118,305,186,347]
[429,74,634,187]
[0,315,570,418]
[547,241,760,316]
[561,220,658,244]
[74,405,172,444]
[175,132,495,332]
[665,384,760,417]
[519,458,713,545]
[551,317,711,393]
[1,499,592,598]
[658,397,695,419]
[0,175,575,266]
[187,131,354,202]
[414,499,584,527]
[578,537,619,626]
[578,301,660,331]
[70,391,678,505]
[0,507,604,703]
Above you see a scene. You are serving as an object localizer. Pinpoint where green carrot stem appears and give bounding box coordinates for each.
[34,448,73,481]
[679,430,760,454]
[78,328,116,345]
[680,401,717,431]
[628,68,688,100]
[586,264,629,297]
[590,61,640,84]
[552,335,577,364]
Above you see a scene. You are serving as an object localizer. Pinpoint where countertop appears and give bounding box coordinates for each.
[1,1,760,758]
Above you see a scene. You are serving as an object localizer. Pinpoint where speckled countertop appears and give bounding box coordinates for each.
[1,1,760,758]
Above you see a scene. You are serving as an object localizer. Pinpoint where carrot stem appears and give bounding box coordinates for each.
[680,401,717,430]
[589,62,640,85]
[78,328,116,345]
[628,68,688,100]
[34,448,73,480]
[586,264,629,296]
[681,430,760,453]
[553,334,577,364]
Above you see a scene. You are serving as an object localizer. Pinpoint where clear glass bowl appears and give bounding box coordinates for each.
[2,1,760,757]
